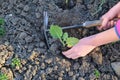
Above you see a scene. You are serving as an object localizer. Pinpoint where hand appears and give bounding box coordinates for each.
[62,36,97,59]
[98,2,120,30]
[97,14,116,30]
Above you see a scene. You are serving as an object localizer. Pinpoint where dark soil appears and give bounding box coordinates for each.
[0,0,120,80]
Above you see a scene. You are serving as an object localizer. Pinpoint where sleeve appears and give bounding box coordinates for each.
[115,19,120,39]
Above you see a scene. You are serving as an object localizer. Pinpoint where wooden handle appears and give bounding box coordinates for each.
[83,18,119,28]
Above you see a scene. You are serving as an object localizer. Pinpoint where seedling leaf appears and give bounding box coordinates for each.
[50,25,63,39]
[0,72,8,80]
[11,58,21,67]
[0,18,4,25]
[62,32,68,42]
[66,37,79,47]
[0,27,5,36]
[94,69,100,78]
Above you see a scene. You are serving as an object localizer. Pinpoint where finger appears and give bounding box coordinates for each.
[62,49,73,56]
[103,22,110,30]
[71,54,81,59]
[110,20,115,27]
[97,18,108,30]
[101,18,109,28]
[67,52,79,59]
[97,26,102,31]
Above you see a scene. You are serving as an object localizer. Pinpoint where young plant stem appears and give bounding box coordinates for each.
[59,37,65,46]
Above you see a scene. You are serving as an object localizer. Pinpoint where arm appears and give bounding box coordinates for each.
[62,20,120,59]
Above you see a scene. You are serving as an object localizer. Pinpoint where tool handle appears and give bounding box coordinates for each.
[84,18,119,28]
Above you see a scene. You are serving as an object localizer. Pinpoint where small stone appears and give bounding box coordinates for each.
[24,5,30,11]
[7,45,14,51]
[25,36,33,43]
[35,13,40,18]
[10,18,18,26]
[17,3,24,8]
[39,42,45,47]
[55,57,60,61]
[35,61,39,64]
[111,62,120,76]
[68,71,74,76]
[41,63,45,69]
[45,58,52,64]
[36,48,46,53]
[46,68,53,74]
[91,48,103,64]
[54,66,58,70]
[4,41,9,46]
[73,63,79,70]
[19,32,27,39]
[72,75,76,80]
[59,72,63,77]
[89,73,96,80]
[41,55,45,59]
[66,67,70,72]
[78,77,85,80]
[33,0,38,3]
[21,11,27,16]
[29,51,38,60]
[41,73,46,79]
[58,77,62,80]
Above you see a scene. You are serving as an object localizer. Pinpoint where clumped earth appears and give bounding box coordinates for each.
[0,0,120,80]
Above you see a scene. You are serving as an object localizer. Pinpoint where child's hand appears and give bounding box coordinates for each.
[98,2,120,30]
[62,36,97,59]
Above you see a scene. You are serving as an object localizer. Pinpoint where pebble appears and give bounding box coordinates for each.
[41,63,45,69]
[78,77,85,80]
[17,3,24,8]
[39,41,46,47]
[33,0,38,3]
[46,68,53,74]
[72,75,76,80]
[21,11,27,16]
[36,48,46,53]
[41,73,46,79]
[19,32,27,39]
[58,77,62,80]
[73,63,79,70]
[45,58,52,64]
[4,41,9,46]
[59,72,63,77]
[29,51,38,60]
[53,66,58,70]
[25,36,33,43]
[23,5,29,11]
[35,13,41,18]
[111,62,120,76]
[68,71,74,76]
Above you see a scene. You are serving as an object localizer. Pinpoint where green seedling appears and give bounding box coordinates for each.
[65,0,68,4]
[0,72,8,80]
[0,27,5,36]
[0,18,4,26]
[11,58,21,68]
[94,69,100,78]
[0,18,5,36]
[50,25,79,47]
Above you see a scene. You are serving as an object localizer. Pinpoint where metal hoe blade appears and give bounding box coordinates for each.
[43,11,50,48]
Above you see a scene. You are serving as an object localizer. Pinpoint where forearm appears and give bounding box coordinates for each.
[90,27,119,46]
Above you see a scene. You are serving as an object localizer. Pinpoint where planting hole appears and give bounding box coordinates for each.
[55,0,76,10]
